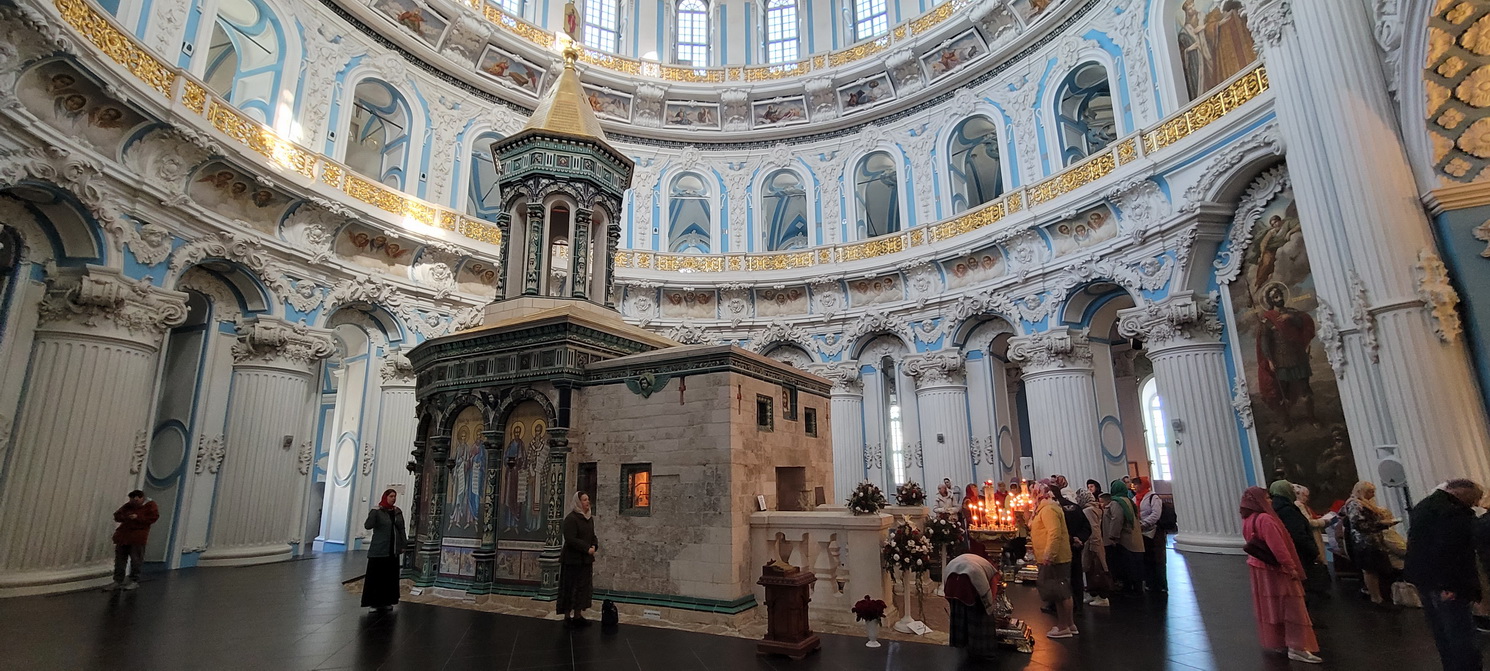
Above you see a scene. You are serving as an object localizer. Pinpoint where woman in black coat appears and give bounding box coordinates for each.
[362,489,407,610]
[558,491,598,625]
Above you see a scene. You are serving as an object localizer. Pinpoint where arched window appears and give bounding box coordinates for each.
[1054,62,1117,166]
[761,169,808,251]
[668,172,711,253]
[882,356,906,486]
[675,0,710,66]
[854,151,899,239]
[1140,377,1173,481]
[948,116,1004,213]
[852,0,889,41]
[584,0,622,53]
[203,0,286,124]
[765,0,799,64]
[494,0,524,17]
[344,80,412,189]
[467,132,504,222]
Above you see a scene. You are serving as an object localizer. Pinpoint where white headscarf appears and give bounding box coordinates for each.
[571,491,591,520]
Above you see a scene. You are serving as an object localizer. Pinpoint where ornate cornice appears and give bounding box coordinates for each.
[903,350,967,389]
[37,266,188,341]
[1241,0,1294,52]
[1007,327,1093,375]
[231,316,336,368]
[809,360,863,394]
[1115,291,1224,350]
[380,348,416,385]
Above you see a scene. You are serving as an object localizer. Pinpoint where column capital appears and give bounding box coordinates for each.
[37,266,189,344]
[380,348,416,387]
[903,351,967,389]
[1240,0,1294,52]
[1008,327,1093,375]
[809,360,863,394]
[231,316,336,369]
[1116,291,1224,351]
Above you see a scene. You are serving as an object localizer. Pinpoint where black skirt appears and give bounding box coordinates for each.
[361,555,401,608]
[948,601,998,659]
[556,563,593,614]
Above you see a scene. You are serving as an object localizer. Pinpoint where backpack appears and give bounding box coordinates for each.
[1158,499,1178,533]
[601,599,619,628]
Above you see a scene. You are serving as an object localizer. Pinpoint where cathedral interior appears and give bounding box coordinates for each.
[1,0,1488,668]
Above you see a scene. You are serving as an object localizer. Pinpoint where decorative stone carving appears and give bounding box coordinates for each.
[1108,178,1172,241]
[38,266,189,336]
[811,360,862,393]
[903,351,967,388]
[809,278,845,320]
[170,231,304,310]
[720,88,750,131]
[122,127,217,197]
[129,223,174,267]
[1183,122,1282,210]
[381,348,415,385]
[129,430,148,475]
[1348,271,1380,363]
[325,277,409,312]
[1240,0,1294,52]
[863,443,883,471]
[633,84,667,128]
[297,440,314,475]
[847,309,915,351]
[364,52,410,85]
[293,17,362,145]
[815,332,850,359]
[413,245,461,298]
[1232,377,1254,429]
[1372,0,1405,99]
[664,322,710,344]
[1007,327,1093,374]
[194,434,226,474]
[0,145,123,246]
[1116,292,1224,349]
[1414,248,1464,343]
[450,306,483,332]
[1216,164,1289,285]
[752,319,813,353]
[176,267,243,322]
[1314,299,1346,378]
[804,77,838,120]
[1475,219,1490,258]
[971,0,1020,46]
[440,10,492,65]
[360,442,375,477]
[231,317,336,367]
[0,6,70,110]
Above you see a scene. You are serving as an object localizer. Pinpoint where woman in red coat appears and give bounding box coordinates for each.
[1240,486,1321,664]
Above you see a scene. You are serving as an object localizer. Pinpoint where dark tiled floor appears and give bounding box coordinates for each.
[0,547,1462,670]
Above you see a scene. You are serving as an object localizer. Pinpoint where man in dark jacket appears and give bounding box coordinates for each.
[109,490,159,591]
[1406,479,1484,671]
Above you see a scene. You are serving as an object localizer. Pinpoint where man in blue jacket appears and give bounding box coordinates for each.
[1406,479,1485,671]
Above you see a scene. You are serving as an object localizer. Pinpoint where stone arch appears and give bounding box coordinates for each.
[761,342,814,368]
[0,185,107,266]
[1059,280,1142,331]
[491,386,558,439]
[439,391,498,437]
[954,315,1019,352]
[171,261,274,320]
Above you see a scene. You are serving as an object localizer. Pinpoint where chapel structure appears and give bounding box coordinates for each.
[0,0,1485,617]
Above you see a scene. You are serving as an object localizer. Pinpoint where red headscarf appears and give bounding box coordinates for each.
[1134,477,1152,504]
[378,489,398,511]
[1238,486,1275,520]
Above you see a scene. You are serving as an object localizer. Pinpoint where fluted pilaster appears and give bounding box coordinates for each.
[200,317,334,566]
[370,350,417,513]
[1120,293,1247,553]
[1009,328,1106,483]
[905,351,973,488]
[812,361,864,502]
[0,267,187,596]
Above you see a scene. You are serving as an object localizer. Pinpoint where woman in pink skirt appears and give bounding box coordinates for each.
[1240,486,1322,664]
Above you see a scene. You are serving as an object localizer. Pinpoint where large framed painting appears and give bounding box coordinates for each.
[664,101,720,129]
[1225,167,1358,513]
[920,30,989,81]
[477,46,545,97]
[837,74,895,115]
[1174,0,1257,100]
[497,400,549,543]
[583,85,633,122]
[751,96,809,129]
[371,0,449,44]
[441,405,486,539]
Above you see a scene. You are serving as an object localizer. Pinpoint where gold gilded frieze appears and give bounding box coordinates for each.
[57,0,176,97]
[1141,65,1269,153]
[829,36,891,67]
[182,80,207,114]
[206,101,317,179]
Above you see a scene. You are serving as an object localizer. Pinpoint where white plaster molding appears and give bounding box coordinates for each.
[1476,219,1490,258]
[1007,327,1093,374]
[194,434,226,474]
[129,430,148,475]
[1215,164,1289,285]
[1182,122,1283,210]
[752,319,814,353]
[1240,0,1294,52]
[360,442,375,477]
[129,223,174,267]
[1315,299,1346,378]
[1116,291,1224,349]
[1348,270,1380,363]
[38,266,189,337]
[1414,248,1463,344]
[176,267,243,322]
[380,348,415,385]
[231,317,336,367]
[664,321,710,344]
[811,360,863,394]
[297,440,314,475]
[903,351,967,388]
[1232,376,1254,429]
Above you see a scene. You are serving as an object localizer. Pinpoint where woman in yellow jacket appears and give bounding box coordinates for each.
[1030,479,1077,638]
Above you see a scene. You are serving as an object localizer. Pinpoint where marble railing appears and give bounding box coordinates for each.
[748,509,896,626]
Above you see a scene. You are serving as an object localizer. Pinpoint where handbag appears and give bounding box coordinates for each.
[1243,518,1280,566]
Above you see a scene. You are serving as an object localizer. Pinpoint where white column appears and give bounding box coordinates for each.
[199,317,333,567]
[905,351,973,489]
[371,350,418,504]
[1246,0,1490,494]
[1009,327,1106,484]
[1120,294,1249,553]
[0,267,187,596]
[812,361,864,504]
[964,351,998,484]
[860,361,888,489]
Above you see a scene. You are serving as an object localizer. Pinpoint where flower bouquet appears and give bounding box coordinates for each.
[852,595,888,648]
[847,481,889,515]
[882,520,934,578]
[925,516,961,550]
[894,480,927,506]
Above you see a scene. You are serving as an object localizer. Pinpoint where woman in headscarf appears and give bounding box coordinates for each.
[1241,487,1322,664]
[1085,479,1103,498]
[1107,479,1145,593]
[1270,480,1324,602]
[1075,488,1111,607]
[1341,481,1399,605]
[558,491,598,625]
[362,489,407,611]
[1029,480,1076,638]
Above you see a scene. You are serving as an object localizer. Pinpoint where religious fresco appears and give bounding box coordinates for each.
[751,96,808,129]
[838,74,895,114]
[18,61,147,154]
[477,46,545,96]
[442,405,486,539]
[1174,0,1257,100]
[942,247,1006,289]
[756,287,808,317]
[333,223,417,274]
[498,400,548,543]
[456,260,499,298]
[921,30,988,81]
[664,102,720,129]
[583,85,632,122]
[439,543,477,577]
[187,162,293,233]
[371,0,448,43]
[660,290,716,319]
[1228,186,1358,513]
[1044,204,1116,256]
[847,275,903,307]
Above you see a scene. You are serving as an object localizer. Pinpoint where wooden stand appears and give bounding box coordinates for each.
[756,565,821,660]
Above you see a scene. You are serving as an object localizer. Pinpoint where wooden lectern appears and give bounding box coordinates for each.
[755,562,820,660]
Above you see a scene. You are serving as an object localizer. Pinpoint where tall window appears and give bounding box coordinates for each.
[202,0,286,124]
[467,132,504,222]
[882,356,906,486]
[668,172,711,253]
[761,169,808,251]
[1140,377,1173,481]
[345,80,412,189]
[583,0,621,53]
[1055,62,1117,166]
[493,0,524,16]
[854,151,899,239]
[852,0,889,41]
[675,0,710,66]
[948,116,1004,213]
[765,0,799,64]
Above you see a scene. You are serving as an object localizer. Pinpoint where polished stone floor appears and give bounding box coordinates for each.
[0,546,1462,670]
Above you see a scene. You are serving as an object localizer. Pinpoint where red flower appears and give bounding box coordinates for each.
[852,595,887,622]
